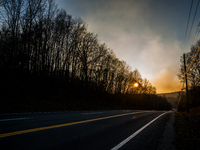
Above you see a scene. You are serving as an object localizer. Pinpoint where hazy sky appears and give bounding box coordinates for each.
[56,0,200,93]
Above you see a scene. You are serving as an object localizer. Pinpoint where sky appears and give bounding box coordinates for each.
[56,0,200,93]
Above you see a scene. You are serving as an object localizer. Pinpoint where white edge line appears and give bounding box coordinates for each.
[0,118,29,122]
[111,112,169,150]
[82,112,103,115]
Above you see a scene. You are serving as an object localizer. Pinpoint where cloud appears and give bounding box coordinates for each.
[56,0,189,93]
[151,69,181,93]
[137,35,182,76]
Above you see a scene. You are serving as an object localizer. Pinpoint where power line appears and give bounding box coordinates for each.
[188,56,200,73]
[178,0,200,111]
[178,46,200,111]
[194,28,200,44]
[182,0,194,52]
[177,89,184,106]
[179,36,200,110]
[192,22,200,45]
[185,45,200,76]
[185,0,200,65]
[184,0,200,53]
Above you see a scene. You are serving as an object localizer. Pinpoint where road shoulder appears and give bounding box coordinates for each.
[157,112,175,150]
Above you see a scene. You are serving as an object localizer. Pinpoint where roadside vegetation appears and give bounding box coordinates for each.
[174,107,200,150]
[177,39,200,110]
[0,0,171,113]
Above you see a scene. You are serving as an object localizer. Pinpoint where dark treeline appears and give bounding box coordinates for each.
[0,0,171,113]
[178,40,200,111]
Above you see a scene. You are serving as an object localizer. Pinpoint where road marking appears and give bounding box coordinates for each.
[0,111,143,138]
[111,112,169,150]
[82,112,103,115]
[0,118,29,122]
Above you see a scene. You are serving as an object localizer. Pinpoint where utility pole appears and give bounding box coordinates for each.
[183,53,189,113]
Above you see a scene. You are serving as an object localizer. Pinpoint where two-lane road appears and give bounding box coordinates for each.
[0,110,172,150]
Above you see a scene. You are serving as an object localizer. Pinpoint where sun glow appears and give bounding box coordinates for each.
[134,83,138,88]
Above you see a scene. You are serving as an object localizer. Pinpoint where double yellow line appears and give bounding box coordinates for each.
[0,111,142,138]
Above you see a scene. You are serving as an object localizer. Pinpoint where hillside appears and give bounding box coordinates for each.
[157,92,180,109]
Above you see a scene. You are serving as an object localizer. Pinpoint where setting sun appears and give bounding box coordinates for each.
[134,83,139,88]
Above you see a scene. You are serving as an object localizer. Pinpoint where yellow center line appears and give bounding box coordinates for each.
[0,111,143,138]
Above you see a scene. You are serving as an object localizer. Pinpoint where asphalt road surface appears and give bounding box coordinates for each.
[0,110,172,150]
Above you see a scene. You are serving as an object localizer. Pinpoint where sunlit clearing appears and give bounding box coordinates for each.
[134,83,138,88]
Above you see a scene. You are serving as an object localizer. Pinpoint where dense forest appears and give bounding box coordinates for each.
[0,0,171,113]
[177,40,200,111]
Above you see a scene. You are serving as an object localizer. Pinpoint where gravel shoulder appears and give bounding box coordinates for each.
[157,112,175,150]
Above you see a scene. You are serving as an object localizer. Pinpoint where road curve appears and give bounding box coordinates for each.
[0,110,172,150]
